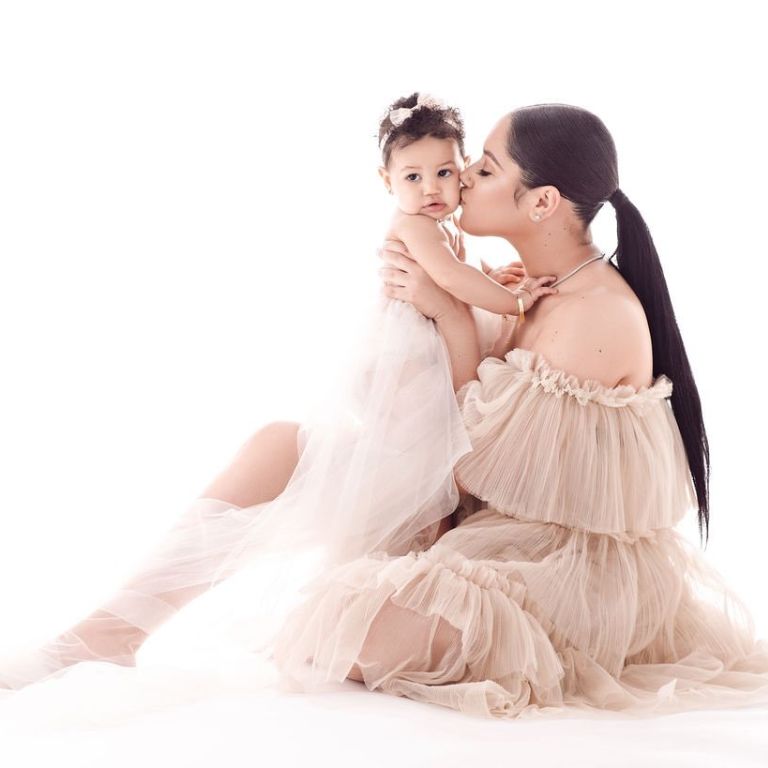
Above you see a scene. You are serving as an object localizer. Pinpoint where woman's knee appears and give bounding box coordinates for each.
[236,420,302,484]
[200,420,302,507]
[346,599,462,684]
[242,420,300,455]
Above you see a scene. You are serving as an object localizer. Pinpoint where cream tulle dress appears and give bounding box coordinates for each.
[269,327,768,718]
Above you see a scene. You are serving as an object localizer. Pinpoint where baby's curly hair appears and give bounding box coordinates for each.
[377,92,465,168]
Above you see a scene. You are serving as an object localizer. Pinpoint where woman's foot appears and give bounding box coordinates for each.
[0,611,146,690]
[63,609,148,662]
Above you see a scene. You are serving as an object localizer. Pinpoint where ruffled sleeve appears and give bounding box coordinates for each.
[453,347,697,535]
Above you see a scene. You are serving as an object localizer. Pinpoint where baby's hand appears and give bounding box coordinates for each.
[509,275,559,314]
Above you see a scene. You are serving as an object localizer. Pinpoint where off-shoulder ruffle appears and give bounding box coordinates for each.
[521,348,673,407]
[454,347,696,534]
[463,347,674,410]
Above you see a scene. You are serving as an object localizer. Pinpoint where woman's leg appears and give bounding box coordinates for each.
[71,418,460,658]
[62,421,304,662]
[199,420,302,508]
[3,420,464,690]
[343,504,462,685]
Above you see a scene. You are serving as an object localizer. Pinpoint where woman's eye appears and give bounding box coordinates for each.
[438,169,452,177]
[477,169,491,177]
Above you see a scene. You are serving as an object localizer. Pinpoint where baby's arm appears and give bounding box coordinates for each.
[395,214,527,315]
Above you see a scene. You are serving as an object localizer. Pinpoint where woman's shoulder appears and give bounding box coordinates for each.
[531,280,652,390]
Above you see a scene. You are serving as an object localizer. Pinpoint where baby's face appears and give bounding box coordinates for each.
[379,136,465,221]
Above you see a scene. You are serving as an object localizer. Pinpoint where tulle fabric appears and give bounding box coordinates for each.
[0,291,490,692]
[3,289,768,722]
[452,348,696,534]
[272,510,768,718]
[269,347,768,717]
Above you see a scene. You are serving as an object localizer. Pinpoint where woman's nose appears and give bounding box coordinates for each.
[460,167,472,188]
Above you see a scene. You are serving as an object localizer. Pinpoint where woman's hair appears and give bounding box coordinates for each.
[377,92,465,168]
[506,104,711,546]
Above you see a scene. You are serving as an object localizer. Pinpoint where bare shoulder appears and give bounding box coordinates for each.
[532,290,653,389]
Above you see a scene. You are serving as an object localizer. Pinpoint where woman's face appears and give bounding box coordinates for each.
[458,115,536,238]
[379,136,466,221]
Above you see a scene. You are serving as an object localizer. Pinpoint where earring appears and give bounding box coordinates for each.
[532,213,541,221]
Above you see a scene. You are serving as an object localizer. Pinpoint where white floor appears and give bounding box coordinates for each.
[2,650,767,768]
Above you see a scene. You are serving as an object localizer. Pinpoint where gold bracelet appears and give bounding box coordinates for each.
[517,296,525,324]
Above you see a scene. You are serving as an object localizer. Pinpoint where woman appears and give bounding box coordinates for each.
[268,104,768,717]
[4,105,768,722]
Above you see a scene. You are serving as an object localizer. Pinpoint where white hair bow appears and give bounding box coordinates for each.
[387,93,446,127]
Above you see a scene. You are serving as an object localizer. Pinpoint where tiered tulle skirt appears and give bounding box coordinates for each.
[272,501,768,719]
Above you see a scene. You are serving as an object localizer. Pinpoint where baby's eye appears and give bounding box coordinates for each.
[405,173,420,182]
[438,169,452,177]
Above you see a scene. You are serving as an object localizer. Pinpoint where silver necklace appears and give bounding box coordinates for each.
[549,252,607,289]
[502,251,608,325]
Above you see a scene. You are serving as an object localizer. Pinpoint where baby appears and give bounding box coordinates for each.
[376,92,558,319]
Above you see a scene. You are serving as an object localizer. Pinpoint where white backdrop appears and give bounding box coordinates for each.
[1,0,766,659]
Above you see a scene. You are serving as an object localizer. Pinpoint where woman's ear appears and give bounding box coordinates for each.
[530,185,561,222]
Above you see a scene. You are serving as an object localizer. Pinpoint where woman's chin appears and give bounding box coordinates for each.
[457,208,476,234]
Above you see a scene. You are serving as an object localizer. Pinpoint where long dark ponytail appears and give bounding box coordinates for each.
[507,104,710,546]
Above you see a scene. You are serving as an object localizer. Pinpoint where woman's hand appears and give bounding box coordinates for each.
[449,214,466,262]
[377,239,458,321]
[480,258,527,285]
[455,226,466,262]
